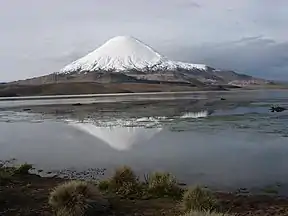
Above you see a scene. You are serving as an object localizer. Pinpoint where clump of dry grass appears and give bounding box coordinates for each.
[111,166,138,186]
[183,186,218,212]
[100,166,142,197]
[147,172,182,198]
[0,160,32,185]
[0,170,13,185]
[13,163,33,175]
[97,167,186,199]
[97,179,110,191]
[49,180,104,216]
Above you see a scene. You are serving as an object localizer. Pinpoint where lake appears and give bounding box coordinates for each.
[0,90,287,194]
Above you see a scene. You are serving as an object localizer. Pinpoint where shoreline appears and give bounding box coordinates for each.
[1,88,287,101]
[0,88,286,111]
[1,94,287,200]
[2,171,288,216]
[4,158,288,198]
[1,90,288,215]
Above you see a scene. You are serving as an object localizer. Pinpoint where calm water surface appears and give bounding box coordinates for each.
[0,90,288,193]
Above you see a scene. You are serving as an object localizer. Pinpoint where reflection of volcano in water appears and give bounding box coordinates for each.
[180,111,209,119]
[69,121,162,151]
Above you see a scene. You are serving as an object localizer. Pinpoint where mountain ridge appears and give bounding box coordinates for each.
[1,36,274,96]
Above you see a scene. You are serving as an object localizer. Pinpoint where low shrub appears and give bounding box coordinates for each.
[0,170,13,185]
[109,166,142,197]
[97,179,110,191]
[13,163,33,175]
[49,180,104,216]
[183,210,231,216]
[183,186,218,212]
[111,166,138,186]
[147,172,182,198]
[0,159,16,185]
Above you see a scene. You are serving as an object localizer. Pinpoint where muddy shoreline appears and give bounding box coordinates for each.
[2,173,288,216]
[2,96,254,119]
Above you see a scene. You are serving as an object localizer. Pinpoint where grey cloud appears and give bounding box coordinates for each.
[0,0,287,81]
[166,37,288,80]
[177,1,201,8]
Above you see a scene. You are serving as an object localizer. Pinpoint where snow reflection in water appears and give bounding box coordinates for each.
[67,111,209,151]
[68,122,162,151]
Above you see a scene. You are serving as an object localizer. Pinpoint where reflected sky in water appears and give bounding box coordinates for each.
[0,117,287,190]
[0,90,288,191]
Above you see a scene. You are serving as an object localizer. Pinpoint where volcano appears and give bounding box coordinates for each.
[60,36,207,73]
[4,36,270,96]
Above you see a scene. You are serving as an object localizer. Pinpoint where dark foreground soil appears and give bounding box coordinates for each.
[1,174,288,216]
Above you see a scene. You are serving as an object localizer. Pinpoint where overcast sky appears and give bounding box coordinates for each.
[0,0,287,81]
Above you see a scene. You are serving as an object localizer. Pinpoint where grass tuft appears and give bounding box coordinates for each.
[0,170,13,185]
[13,163,33,175]
[97,179,110,191]
[98,168,184,199]
[49,180,103,216]
[111,166,138,186]
[0,159,16,185]
[183,186,218,212]
[147,172,182,198]
[0,161,33,185]
[108,166,142,197]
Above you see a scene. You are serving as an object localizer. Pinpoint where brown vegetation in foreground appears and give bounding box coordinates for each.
[1,163,288,216]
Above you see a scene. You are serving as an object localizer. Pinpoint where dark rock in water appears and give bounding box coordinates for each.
[270,106,286,112]
[72,103,83,106]
[0,92,19,97]
[208,110,214,115]
[178,182,187,186]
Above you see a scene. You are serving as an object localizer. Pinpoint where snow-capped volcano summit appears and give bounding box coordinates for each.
[60,36,207,73]
[9,35,266,93]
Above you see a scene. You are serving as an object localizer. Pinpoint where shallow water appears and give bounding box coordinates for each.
[0,90,288,193]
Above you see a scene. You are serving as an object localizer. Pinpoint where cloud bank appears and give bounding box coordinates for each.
[0,0,287,81]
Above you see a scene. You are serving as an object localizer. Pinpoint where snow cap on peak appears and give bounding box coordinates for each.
[60,36,207,73]
[107,35,138,42]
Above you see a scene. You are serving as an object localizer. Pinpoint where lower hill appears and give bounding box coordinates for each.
[1,69,281,97]
[0,81,239,97]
